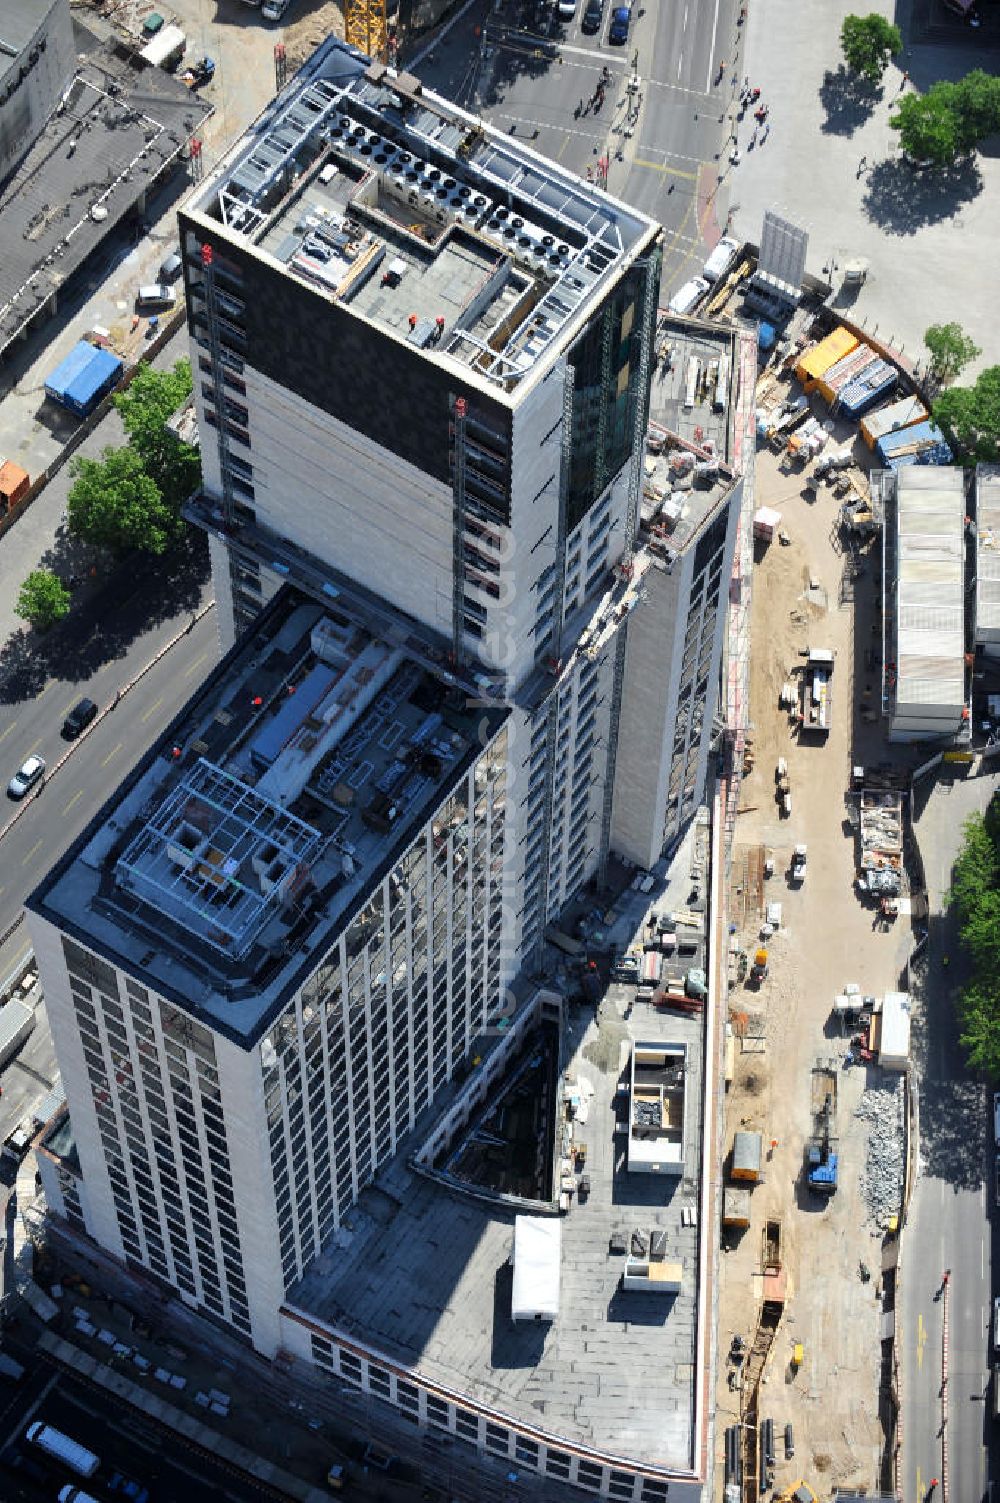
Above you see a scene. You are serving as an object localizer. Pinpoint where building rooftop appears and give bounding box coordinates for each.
[893,466,965,711]
[182,36,658,396]
[0,0,54,83]
[28,587,507,1046]
[0,30,210,361]
[976,465,1000,639]
[288,821,711,1474]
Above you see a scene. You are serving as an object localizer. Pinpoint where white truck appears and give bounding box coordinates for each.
[26,1423,100,1478]
[791,844,807,883]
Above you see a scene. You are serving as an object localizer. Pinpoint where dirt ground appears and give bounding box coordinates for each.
[715,383,916,1497]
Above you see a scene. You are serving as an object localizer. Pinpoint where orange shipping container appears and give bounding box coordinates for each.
[0,460,30,515]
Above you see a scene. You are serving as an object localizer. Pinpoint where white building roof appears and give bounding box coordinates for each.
[511,1215,561,1322]
[976,466,1000,642]
[894,467,965,714]
[880,991,911,1068]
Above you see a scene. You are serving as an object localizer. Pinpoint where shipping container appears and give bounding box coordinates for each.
[861,394,927,449]
[794,327,858,389]
[640,949,662,988]
[838,357,898,418]
[0,460,30,515]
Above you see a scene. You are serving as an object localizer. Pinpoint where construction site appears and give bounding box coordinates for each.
[715,341,924,1498]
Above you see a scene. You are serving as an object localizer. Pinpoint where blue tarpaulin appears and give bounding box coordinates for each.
[44,342,124,417]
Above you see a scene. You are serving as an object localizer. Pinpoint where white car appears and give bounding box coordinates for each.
[668,277,709,316]
[8,754,45,799]
[558,0,577,17]
[702,235,740,283]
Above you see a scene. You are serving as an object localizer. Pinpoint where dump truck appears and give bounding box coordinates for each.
[799,648,833,738]
[806,1065,838,1195]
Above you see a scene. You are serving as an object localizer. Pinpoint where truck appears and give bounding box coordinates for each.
[0,999,35,1070]
[806,1065,838,1195]
[790,844,807,884]
[44,341,124,418]
[26,1422,100,1478]
[799,648,834,738]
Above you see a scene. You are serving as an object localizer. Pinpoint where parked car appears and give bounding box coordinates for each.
[7,754,45,799]
[702,235,740,283]
[668,276,709,315]
[581,0,605,30]
[136,284,176,310]
[558,0,577,18]
[63,698,98,739]
[608,4,631,42]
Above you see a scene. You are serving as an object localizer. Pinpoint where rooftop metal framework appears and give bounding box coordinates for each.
[115,758,323,958]
[200,39,649,390]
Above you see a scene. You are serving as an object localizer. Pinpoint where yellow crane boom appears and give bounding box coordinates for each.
[344,0,388,60]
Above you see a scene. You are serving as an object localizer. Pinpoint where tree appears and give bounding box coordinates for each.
[950,803,1000,1077]
[67,445,180,555]
[933,366,1000,465]
[924,323,981,383]
[890,87,961,165]
[114,359,200,513]
[840,13,902,84]
[951,68,1000,152]
[15,569,71,631]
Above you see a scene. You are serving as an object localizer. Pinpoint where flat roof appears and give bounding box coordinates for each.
[976,466,1000,637]
[288,823,710,1472]
[0,0,55,82]
[182,37,659,397]
[894,466,965,710]
[0,32,211,361]
[28,587,507,1046]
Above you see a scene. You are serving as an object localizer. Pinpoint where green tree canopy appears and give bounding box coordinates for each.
[933,366,1000,465]
[924,323,981,383]
[15,569,71,631]
[950,802,1000,1077]
[67,445,180,555]
[890,87,961,165]
[891,71,1000,164]
[114,359,200,512]
[840,13,902,83]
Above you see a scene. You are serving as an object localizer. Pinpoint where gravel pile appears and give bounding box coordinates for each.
[855,1077,905,1228]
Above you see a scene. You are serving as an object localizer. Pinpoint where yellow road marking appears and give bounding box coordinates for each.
[62,790,83,815]
[60,697,78,717]
[25,737,42,756]
[0,721,18,746]
[22,840,43,867]
[141,697,164,724]
[632,157,697,180]
[101,743,123,767]
[917,1311,926,1371]
[183,652,209,679]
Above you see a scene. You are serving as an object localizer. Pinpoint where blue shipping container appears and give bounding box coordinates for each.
[838,358,897,418]
[876,418,950,464]
[45,341,124,418]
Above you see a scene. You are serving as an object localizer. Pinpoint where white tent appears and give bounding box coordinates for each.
[511,1216,561,1322]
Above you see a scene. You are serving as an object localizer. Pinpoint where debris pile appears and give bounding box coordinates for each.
[855,1078,904,1227]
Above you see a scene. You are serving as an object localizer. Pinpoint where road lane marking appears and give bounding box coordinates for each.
[21,840,42,867]
[101,742,123,767]
[183,651,209,679]
[25,737,42,755]
[0,721,18,746]
[633,157,697,180]
[683,3,689,25]
[60,696,78,717]
[677,52,683,79]
[62,790,83,815]
[141,696,165,724]
[705,0,722,93]
[917,1311,926,1370]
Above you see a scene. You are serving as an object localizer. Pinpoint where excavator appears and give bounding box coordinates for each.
[776,1484,820,1503]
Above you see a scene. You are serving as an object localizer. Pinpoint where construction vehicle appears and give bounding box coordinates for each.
[345,0,388,59]
[751,947,769,983]
[799,647,834,738]
[776,1483,818,1503]
[806,1064,838,1194]
[181,56,215,87]
[790,844,807,883]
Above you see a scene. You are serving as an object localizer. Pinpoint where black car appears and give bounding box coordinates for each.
[63,697,98,738]
[581,0,604,31]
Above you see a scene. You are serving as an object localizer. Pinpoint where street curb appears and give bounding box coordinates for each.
[0,599,216,852]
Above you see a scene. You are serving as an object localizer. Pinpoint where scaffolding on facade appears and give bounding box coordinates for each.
[721,325,758,866]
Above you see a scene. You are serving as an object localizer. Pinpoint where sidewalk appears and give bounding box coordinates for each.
[733,0,999,375]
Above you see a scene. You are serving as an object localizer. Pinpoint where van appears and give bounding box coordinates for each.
[668,277,709,316]
[702,236,739,283]
[136,284,176,310]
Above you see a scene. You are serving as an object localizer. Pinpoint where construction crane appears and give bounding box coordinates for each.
[344,0,388,61]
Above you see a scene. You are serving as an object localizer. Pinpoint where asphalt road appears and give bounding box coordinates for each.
[904,767,1000,1503]
[0,602,219,969]
[417,0,741,295]
[0,1365,291,1503]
